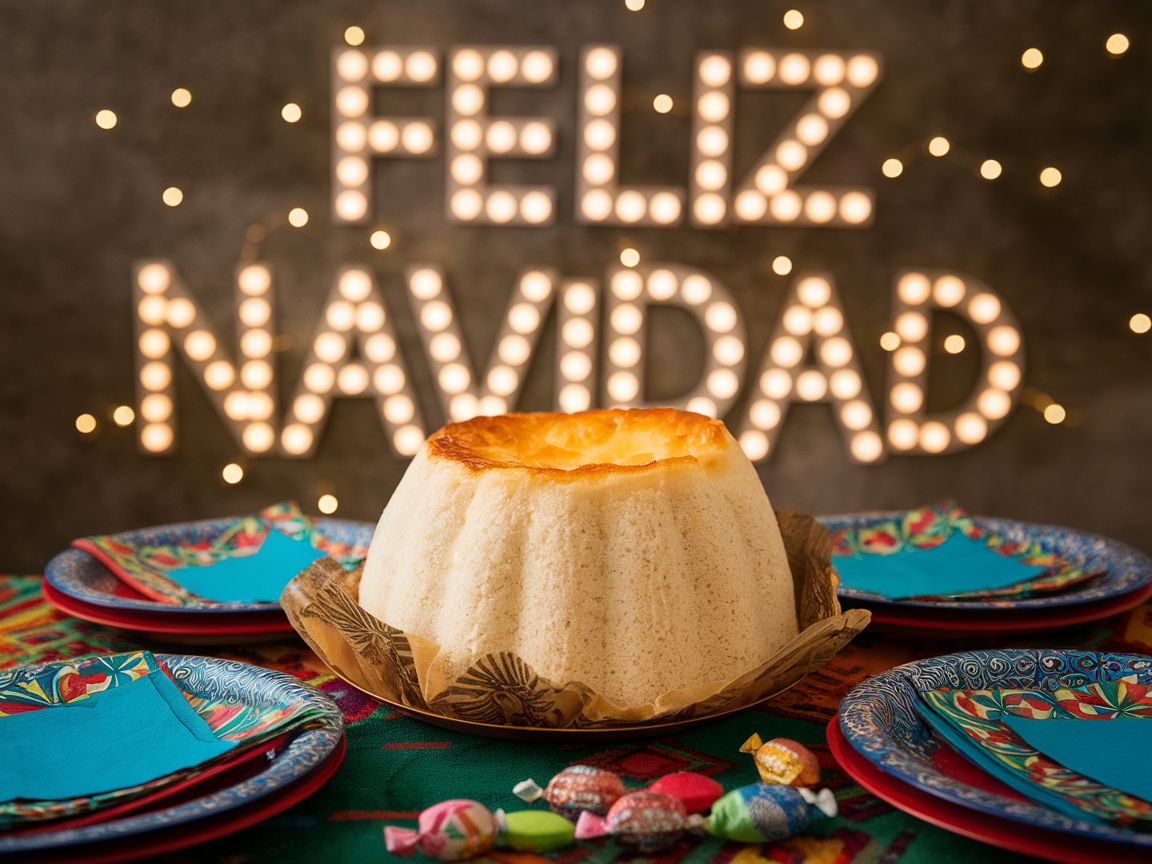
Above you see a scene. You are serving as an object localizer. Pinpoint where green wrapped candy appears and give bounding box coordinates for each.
[704,783,837,843]
[496,809,576,853]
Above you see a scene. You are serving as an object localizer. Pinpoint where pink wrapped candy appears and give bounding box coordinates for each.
[574,791,703,852]
[514,766,625,819]
[647,771,724,814]
[384,799,498,860]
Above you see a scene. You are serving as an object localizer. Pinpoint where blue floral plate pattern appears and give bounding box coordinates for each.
[0,653,344,853]
[818,513,1152,610]
[45,517,375,614]
[838,649,1152,848]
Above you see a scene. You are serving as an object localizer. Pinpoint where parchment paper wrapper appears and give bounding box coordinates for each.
[281,510,870,729]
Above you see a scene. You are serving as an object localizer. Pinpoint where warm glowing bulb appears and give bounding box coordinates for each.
[620,248,640,267]
[795,370,827,401]
[288,207,309,227]
[739,430,769,461]
[222,463,243,484]
[564,284,597,316]
[919,421,950,453]
[653,94,673,113]
[1044,403,1066,424]
[988,325,1020,356]
[772,256,793,275]
[140,423,173,452]
[1130,313,1151,334]
[888,419,919,450]
[830,369,862,400]
[880,332,901,351]
[895,311,928,343]
[928,136,950,157]
[980,159,1002,180]
[893,346,926,377]
[813,307,843,338]
[882,158,903,178]
[162,187,183,206]
[851,431,883,462]
[276,102,299,124]
[95,109,117,129]
[625,0,645,9]
[1021,48,1043,69]
[370,230,391,250]
[171,88,191,107]
[560,351,592,382]
[797,277,831,307]
[344,26,365,46]
[707,368,740,399]
[783,9,803,29]
[840,400,872,430]
[897,272,930,305]
[988,361,1021,391]
[76,413,97,433]
[1040,167,1062,187]
[204,360,235,390]
[955,412,987,444]
[968,293,1001,324]
[944,334,966,354]
[607,370,639,401]
[1106,34,1130,56]
[891,382,923,413]
[318,493,339,514]
[978,388,1011,419]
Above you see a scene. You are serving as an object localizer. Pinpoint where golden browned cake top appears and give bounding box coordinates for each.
[427,408,732,476]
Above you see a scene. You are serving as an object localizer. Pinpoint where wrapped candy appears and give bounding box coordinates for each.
[647,771,725,813]
[576,784,836,851]
[384,800,498,860]
[574,791,703,852]
[705,783,837,843]
[740,734,821,787]
[495,809,576,852]
[514,766,625,819]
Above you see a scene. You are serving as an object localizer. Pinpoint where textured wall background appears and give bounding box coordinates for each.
[2,0,1150,572]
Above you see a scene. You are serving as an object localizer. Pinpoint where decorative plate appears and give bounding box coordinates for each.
[0,654,344,854]
[827,720,1147,864]
[837,649,1152,848]
[40,582,297,644]
[46,516,374,614]
[818,512,1152,610]
[5,738,346,864]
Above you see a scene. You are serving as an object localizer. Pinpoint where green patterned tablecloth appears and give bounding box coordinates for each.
[4,574,1152,864]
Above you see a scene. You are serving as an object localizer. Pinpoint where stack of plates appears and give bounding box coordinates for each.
[819,512,1152,633]
[0,654,344,864]
[832,649,1152,864]
[44,516,374,643]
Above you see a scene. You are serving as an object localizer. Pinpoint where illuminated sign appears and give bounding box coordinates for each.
[133,43,1023,463]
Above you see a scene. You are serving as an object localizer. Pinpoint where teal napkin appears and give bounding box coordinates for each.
[0,671,235,802]
[166,527,326,603]
[913,700,1096,823]
[834,531,1047,599]
[1002,716,1152,803]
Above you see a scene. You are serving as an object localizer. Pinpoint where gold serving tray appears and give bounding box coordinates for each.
[333,672,803,741]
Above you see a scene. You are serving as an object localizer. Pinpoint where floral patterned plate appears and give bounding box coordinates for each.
[46,514,374,614]
[837,649,1152,848]
[818,511,1152,610]
[0,653,344,854]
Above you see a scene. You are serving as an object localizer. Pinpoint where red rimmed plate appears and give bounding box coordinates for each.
[41,581,296,644]
[2,736,345,864]
[827,719,1147,864]
[849,581,1152,635]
